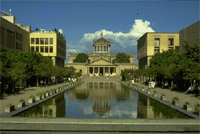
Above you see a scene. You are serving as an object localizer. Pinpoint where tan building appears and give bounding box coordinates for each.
[179,20,200,52]
[30,30,66,67]
[0,11,31,51]
[65,32,138,76]
[137,32,179,69]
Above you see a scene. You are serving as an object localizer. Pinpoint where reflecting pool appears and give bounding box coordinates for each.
[15,82,192,118]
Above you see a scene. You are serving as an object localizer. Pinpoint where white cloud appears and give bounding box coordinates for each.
[66,19,155,63]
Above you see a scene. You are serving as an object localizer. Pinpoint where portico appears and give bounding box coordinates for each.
[88,66,117,76]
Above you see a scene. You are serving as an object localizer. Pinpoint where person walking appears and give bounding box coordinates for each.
[185,86,193,94]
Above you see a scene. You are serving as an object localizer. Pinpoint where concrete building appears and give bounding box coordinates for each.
[137,32,179,69]
[179,20,200,52]
[0,11,31,51]
[0,11,66,68]
[65,32,138,76]
[30,30,66,67]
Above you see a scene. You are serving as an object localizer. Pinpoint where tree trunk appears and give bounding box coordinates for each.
[37,76,39,86]
[171,81,173,89]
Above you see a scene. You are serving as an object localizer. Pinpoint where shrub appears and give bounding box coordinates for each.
[41,92,45,95]
[19,99,25,102]
[147,88,151,91]
[184,100,190,105]
[7,103,13,107]
[161,93,166,96]
[45,90,50,93]
[36,92,41,96]
[194,103,200,111]
[154,90,157,93]
[29,95,35,99]
[173,97,179,101]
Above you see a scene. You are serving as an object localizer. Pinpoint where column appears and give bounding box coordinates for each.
[98,67,100,76]
[108,67,110,76]
[93,67,94,75]
[103,67,105,76]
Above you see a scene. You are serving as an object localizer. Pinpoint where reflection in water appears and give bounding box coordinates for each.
[15,82,192,119]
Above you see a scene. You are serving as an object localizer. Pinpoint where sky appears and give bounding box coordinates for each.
[1,0,199,63]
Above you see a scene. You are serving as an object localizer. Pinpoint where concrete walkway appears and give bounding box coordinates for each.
[133,82,200,112]
[0,82,70,115]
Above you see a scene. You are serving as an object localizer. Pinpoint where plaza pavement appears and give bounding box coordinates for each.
[133,81,200,112]
[0,82,70,115]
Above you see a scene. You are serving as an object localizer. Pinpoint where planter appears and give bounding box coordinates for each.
[56,89,59,93]
[5,105,15,112]
[28,98,35,104]
[36,96,41,101]
[141,88,144,92]
[153,93,157,97]
[195,109,200,116]
[183,104,192,112]
[146,91,151,94]
[160,96,166,101]
[172,100,179,106]
[45,93,49,97]
[41,94,45,99]
[49,92,53,96]
[17,102,25,108]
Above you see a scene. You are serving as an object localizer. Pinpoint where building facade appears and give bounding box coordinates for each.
[0,11,31,51]
[0,11,66,68]
[30,30,66,67]
[137,32,179,69]
[179,20,200,53]
[65,32,138,76]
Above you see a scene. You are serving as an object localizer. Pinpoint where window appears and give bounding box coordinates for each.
[50,38,53,44]
[168,38,174,46]
[16,42,19,49]
[16,32,19,40]
[45,38,48,44]
[36,38,39,44]
[40,46,44,52]
[101,46,103,51]
[40,38,44,44]
[45,46,48,53]
[98,46,100,51]
[104,46,106,51]
[154,38,160,47]
[154,48,160,53]
[31,46,34,52]
[95,46,96,51]
[107,46,108,51]
[36,46,39,52]
[50,46,53,53]
[31,38,34,44]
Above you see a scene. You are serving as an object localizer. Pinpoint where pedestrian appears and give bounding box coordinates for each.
[185,86,193,94]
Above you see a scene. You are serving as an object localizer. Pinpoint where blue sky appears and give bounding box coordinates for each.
[1,0,199,63]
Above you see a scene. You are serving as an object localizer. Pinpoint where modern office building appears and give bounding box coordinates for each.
[137,32,179,69]
[0,11,31,51]
[0,11,66,68]
[30,30,66,67]
[179,20,200,53]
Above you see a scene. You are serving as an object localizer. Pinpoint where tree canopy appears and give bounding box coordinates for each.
[73,53,90,63]
[112,53,130,63]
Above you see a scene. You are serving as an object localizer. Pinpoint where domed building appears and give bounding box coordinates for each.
[65,31,138,76]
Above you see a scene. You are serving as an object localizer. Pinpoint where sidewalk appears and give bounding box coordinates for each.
[133,82,200,112]
[0,82,70,115]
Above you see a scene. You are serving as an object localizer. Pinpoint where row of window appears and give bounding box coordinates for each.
[31,38,53,45]
[16,32,23,41]
[95,46,109,51]
[31,46,53,53]
[154,38,174,47]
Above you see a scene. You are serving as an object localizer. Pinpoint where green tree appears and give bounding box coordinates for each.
[73,53,90,63]
[112,53,130,63]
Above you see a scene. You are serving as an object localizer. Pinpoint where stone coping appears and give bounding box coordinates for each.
[0,81,84,117]
[119,81,200,119]
[1,118,199,132]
